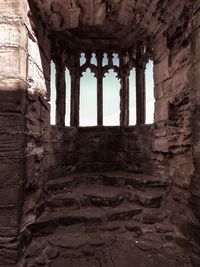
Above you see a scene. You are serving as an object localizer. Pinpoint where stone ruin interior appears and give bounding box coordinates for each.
[1,0,200,266]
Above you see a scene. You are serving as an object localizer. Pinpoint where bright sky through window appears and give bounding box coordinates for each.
[50,58,154,126]
[80,68,97,126]
[145,60,155,124]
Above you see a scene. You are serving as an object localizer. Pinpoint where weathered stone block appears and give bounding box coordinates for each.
[153,34,169,62]
[0,158,22,185]
[0,46,27,79]
[154,100,169,122]
[28,36,50,83]
[169,46,190,75]
[190,61,200,103]
[151,138,169,153]
[154,56,169,84]
[0,81,26,113]
[0,0,27,18]
[193,8,200,31]
[0,132,25,157]
[171,67,189,95]
[0,113,24,132]
[0,185,19,206]
[0,206,18,227]
[0,20,27,49]
[170,154,194,188]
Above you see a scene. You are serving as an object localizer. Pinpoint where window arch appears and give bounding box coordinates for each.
[145,60,154,124]
[112,53,120,67]
[91,53,97,65]
[129,68,136,125]
[50,61,56,125]
[52,46,154,127]
[102,53,108,66]
[80,53,86,66]
[103,69,120,126]
[80,68,97,126]
[65,68,71,126]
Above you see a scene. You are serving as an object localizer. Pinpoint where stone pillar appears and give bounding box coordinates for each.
[120,73,129,126]
[97,75,103,126]
[70,53,80,127]
[136,46,146,125]
[97,52,103,126]
[55,53,66,126]
[0,0,28,264]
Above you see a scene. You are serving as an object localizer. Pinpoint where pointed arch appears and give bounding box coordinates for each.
[80,68,97,126]
[129,68,136,125]
[145,60,155,124]
[65,67,71,126]
[50,61,56,125]
[103,69,120,126]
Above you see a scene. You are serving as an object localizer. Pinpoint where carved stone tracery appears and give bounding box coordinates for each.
[53,40,152,127]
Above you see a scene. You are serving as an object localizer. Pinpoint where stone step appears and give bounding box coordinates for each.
[28,204,142,236]
[45,175,79,191]
[45,172,170,192]
[99,172,170,188]
[47,185,127,208]
[47,184,164,209]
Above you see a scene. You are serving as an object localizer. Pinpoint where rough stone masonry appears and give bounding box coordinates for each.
[0,0,200,266]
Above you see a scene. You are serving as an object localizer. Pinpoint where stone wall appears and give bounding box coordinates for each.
[0,0,51,264]
[46,126,152,181]
[0,0,28,265]
[190,3,200,221]
[20,3,52,259]
[150,0,200,248]
[152,1,194,188]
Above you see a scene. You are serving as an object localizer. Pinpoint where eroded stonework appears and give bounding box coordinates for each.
[0,0,200,266]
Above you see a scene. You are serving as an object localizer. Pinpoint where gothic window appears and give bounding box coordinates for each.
[102,53,108,66]
[145,60,154,124]
[52,47,154,127]
[50,61,56,125]
[112,53,120,67]
[65,68,71,126]
[91,53,97,65]
[129,68,136,125]
[80,53,86,66]
[103,69,120,126]
[80,68,97,126]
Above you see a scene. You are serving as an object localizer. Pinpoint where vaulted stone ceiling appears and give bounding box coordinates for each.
[29,0,188,49]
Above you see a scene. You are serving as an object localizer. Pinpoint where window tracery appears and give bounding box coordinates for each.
[51,41,154,127]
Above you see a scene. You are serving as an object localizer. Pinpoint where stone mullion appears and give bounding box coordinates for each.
[136,65,146,125]
[97,52,103,126]
[120,74,129,126]
[97,75,103,126]
[70,73,75,126]
[55,56,66,127]
[136,44,146,125]
[70,53,80,127]
[74,73,80,127]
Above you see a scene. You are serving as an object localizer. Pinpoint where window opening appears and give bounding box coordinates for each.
[102,53,108,66]
[80,53,86,66]
[145,60,154,124]
[112,53,120,67]
[65,68,71,126]
[129,68,136,125]
[50,61,56,125]
[80,68,97,126]
[91,53,97,65]
[103,69,120,126]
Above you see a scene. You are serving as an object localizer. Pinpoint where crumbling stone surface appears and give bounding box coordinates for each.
[28,0,188,49]
[19,172,200,266]
[46,125,152,179]
[0,0,200,265]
